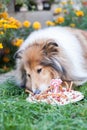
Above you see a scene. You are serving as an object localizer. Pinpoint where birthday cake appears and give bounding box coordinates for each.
[26,79,84,105]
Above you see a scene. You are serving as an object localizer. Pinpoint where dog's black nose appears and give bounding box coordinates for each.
[34,89,41,94]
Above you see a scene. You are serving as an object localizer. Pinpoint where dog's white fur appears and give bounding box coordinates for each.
[15,27,87,93]
[20,27,85,76]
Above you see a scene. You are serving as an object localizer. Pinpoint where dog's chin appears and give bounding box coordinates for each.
[39,84,50,92]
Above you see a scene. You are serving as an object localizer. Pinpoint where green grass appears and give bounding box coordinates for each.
[0,79,87,130]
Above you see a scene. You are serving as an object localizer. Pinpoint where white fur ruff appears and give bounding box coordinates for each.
[18,27,87,85]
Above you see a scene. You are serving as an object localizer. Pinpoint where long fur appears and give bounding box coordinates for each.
[15,27,87,93]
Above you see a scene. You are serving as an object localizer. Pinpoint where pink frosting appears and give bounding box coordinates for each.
[50,79,62,93]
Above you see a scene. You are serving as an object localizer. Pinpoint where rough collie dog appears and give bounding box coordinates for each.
[15,27,87,94]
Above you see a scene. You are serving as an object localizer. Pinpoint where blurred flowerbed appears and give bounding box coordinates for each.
[0,0,87,73]
[0,11,41,72]
[46,0,87,29]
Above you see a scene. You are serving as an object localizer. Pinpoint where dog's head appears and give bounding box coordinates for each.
[15,40,66,94]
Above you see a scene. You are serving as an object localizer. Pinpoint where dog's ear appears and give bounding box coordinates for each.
[13,50,24,59]
[42,42,59,56]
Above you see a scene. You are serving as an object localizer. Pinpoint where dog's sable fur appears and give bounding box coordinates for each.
[15,27,87,93]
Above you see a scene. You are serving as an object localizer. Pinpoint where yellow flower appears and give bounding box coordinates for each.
[8,17,15,21]
[46,21,55,26]
[3,24,17,29]
[61,1,67,5]
[15,20,22,28]
[23,21,31,28]
[70,23,76,27]
[55,17,65,24]
[0,31,4,35]
[3,24,10,29]
[8,17,22,28]
[33,21,41,30]
[54,8,62,14]
[75,10,84,17]
[3,56,10,63]
[9,25,18,29]
[0,19,7,28]
[12,38,24,47]
[63,9,68,14]
[0,43,3,49]
[0,19,8,24]
[8,17,16,24]
[0,23,2,28]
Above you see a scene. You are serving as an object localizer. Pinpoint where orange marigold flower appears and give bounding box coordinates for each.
[56,17,65,24]
[4,48,10,54]
[2,12,8,19]
[75,10,84,17]
[23,21,31,28]
[0,43,3,49]
[0,25,2,28]
[15,20,22,28]
[33,21,41,30]
[8,17,22,28]
[8,17,15,21]
[3,56,10,62]
[0,13,3,19]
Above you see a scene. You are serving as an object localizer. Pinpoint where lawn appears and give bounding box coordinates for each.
[0,79,87,130]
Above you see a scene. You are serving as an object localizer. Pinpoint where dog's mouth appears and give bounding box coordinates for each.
[25,86,51,95]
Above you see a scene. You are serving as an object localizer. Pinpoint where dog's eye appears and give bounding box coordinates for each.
[37,68,42,73]
[27,74,31,77]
